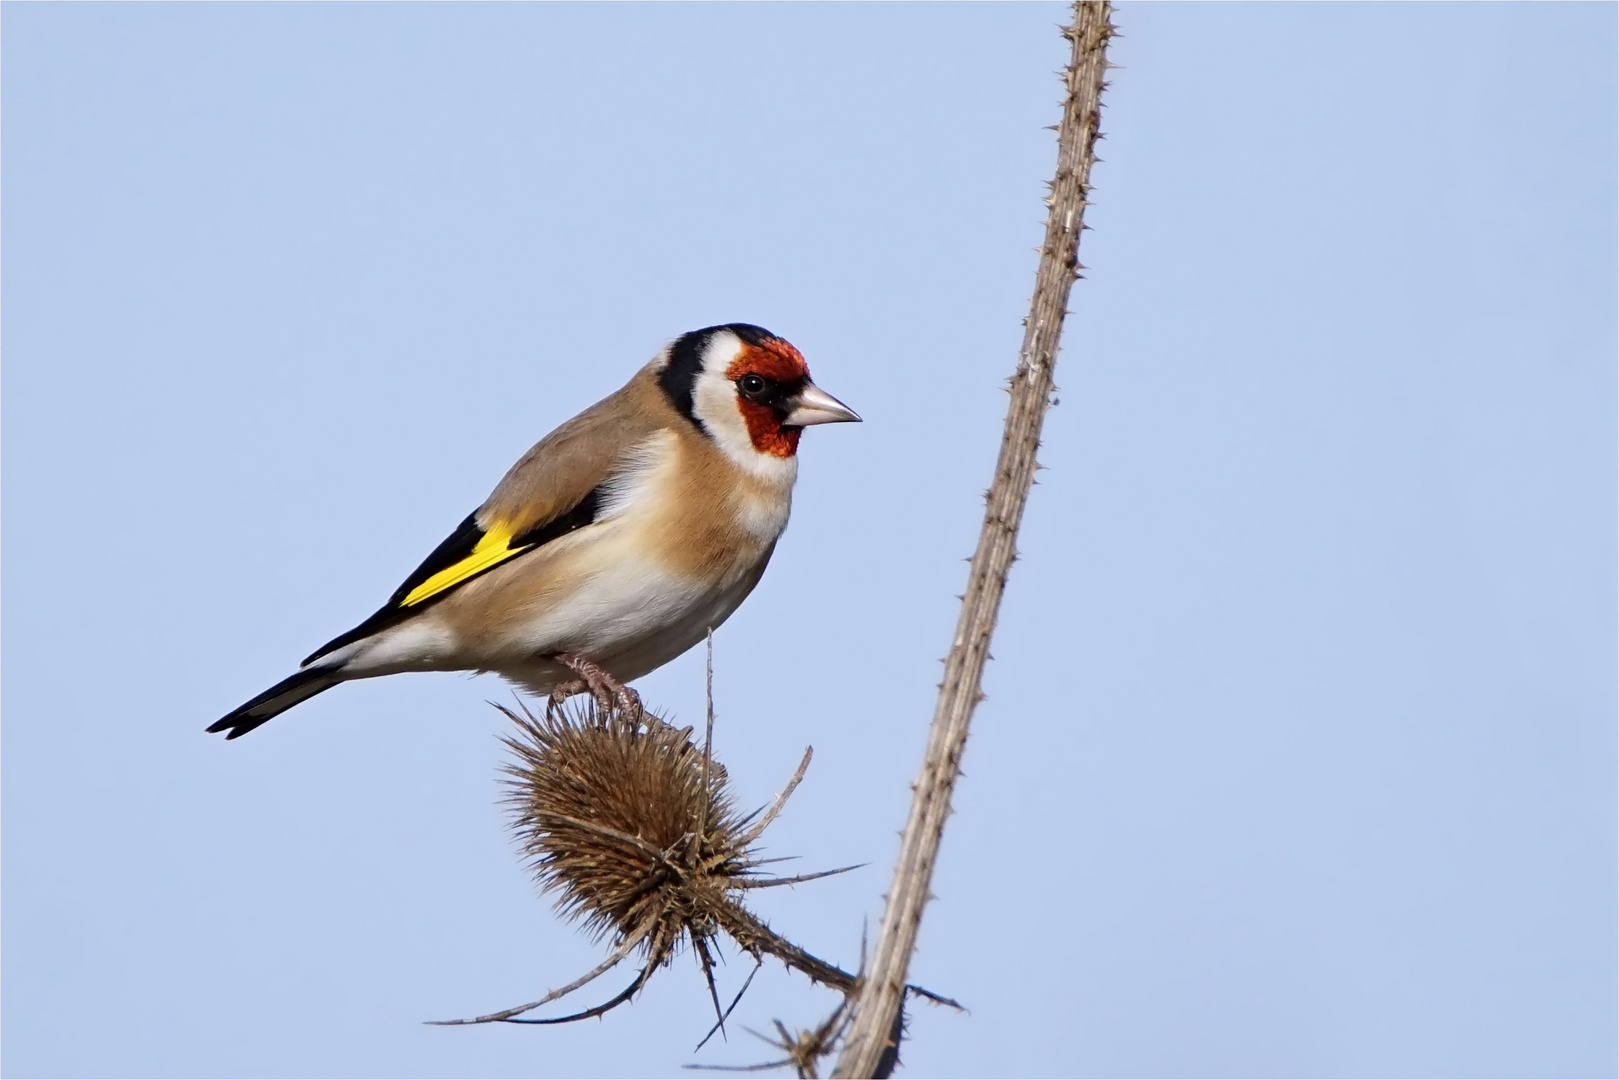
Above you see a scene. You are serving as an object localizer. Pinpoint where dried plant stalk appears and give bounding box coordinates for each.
[832,5,1115,1076]
[688,1000,853,1078]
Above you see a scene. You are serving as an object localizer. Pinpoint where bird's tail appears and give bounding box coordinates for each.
[207,666,342,740]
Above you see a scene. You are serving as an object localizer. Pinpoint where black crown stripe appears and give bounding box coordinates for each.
[656,323,778,431]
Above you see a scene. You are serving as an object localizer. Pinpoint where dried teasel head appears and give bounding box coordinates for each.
[500,700,752,948]
[434,697,864,1033]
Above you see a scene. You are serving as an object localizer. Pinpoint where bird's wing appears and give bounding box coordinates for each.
[302,376,668,667]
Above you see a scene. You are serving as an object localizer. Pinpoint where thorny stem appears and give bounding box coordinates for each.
[831,5,1115,1076]
[718,904,860,994]
[699,629,716,849]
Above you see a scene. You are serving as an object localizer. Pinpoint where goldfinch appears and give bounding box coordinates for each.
[208,323,859,739]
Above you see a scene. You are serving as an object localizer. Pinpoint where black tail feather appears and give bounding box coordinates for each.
[207,667,341,740]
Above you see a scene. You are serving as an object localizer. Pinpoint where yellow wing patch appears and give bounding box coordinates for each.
[400,523,528,607]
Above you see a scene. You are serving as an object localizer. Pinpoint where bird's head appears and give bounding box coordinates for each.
[657,324,860,474]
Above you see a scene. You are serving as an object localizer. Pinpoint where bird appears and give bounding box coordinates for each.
[208,323,859,739]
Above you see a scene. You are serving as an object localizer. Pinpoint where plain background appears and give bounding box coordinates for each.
[3,3,1614,1077]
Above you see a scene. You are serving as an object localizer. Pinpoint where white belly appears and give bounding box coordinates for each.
[492,553,766,695]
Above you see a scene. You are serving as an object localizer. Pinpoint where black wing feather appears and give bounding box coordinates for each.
[302,491,602,668]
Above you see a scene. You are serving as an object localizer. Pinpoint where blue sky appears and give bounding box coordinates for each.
[3,4,1614,1077]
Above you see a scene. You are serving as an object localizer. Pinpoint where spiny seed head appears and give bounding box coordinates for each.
[500,700,752,949]
[446,699,858,1033]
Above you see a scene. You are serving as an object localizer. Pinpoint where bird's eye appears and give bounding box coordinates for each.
[737,373,770,399]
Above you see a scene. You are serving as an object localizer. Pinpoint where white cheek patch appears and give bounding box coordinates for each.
[696,367,770,476]
[692,366,799,483]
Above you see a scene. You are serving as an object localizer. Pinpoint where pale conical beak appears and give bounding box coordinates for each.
[784,382,862,427]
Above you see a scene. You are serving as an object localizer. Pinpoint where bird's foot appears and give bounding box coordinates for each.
[551,653,644,726]
[546,679,588,720]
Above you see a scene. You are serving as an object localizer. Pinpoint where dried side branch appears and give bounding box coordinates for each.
[693,957,765,1053]
[719,904,860,994]
[727,747,815,854]
[500,962,658,1025]
[832,4,1115,1076]
[731,863,865,890]
[689,1000,853,1078]
[429,907,662,1026]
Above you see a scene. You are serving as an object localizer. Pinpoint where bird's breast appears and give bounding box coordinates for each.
[626,426,794,578]
[438,435,789,662]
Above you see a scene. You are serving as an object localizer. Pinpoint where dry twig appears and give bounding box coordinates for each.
[832,4,1115,1075]
[688,999,854,1078]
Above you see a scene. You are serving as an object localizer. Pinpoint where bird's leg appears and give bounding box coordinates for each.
[551,653,643,724]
